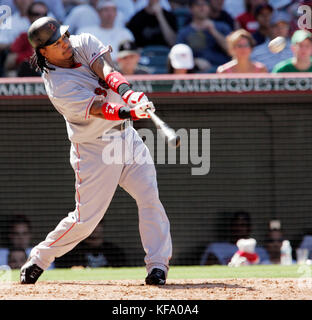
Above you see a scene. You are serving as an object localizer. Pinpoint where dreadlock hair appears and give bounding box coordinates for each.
[29,48,55,74]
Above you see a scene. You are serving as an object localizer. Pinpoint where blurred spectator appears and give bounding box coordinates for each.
[0,215,55,269]
[269,0,293,11]
[77,1,134,62]
[0,0,33,52]
[133,0,172,13]
[298,230,312,260]
[272,29,312,72]
[167,43,198,73]
[126,0,178,48]
[0,215,32,265]
[1,0,65,22]
[8,248,27,269]
[217,29,267,73]
[65,0,131,31]
[250,11,293,72]
[200,211,269,265]
[8,215,32,251]
[270,1,300,35]
[63,0,85,17]
[3,1,48,77]
[36,0,65,22]
[236,0,268,33]
[116,40,150,75]
[55,223,127,268]
[64,0,101,34]
[114,0,136,25]
[168,0,192,30]
[176,0,231,73]
[223,0,245,19]
[0,0,59,76]
[252,3,274,46]
[208,0,238,31]
[262,227,284,264]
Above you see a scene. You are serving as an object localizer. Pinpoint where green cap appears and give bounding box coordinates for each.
[291,29,312,45]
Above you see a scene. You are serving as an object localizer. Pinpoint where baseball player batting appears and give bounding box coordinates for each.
[20,17,172,285]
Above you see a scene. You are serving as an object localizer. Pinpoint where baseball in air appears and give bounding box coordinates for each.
[268,36,286,53]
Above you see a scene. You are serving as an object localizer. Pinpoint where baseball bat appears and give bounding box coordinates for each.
[145,103,180,148]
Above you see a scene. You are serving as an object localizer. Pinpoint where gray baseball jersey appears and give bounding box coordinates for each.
[42,33,125,143]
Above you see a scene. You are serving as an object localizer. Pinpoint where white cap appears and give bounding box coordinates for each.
[97,0,116,10]
[169,44,194,70]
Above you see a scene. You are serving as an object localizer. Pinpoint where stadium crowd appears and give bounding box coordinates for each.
[0,0,312,77]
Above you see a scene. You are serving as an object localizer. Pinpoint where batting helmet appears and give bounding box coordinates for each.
[28,17,69,49]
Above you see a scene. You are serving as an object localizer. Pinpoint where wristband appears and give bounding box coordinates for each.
[101,102,121,120]
[105,71,130,93]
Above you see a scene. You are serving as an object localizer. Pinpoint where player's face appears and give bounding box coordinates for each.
[40,33,74,62]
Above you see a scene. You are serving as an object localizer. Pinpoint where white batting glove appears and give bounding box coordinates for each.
[130,101,156,120]
[122,90,149,107]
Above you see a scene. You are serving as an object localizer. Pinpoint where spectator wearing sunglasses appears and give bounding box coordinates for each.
[217,28,267,73]
[3,1,48,76]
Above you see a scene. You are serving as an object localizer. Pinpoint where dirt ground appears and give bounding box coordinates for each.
[1,278,312,300]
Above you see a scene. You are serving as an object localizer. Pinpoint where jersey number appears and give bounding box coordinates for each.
[94,87,107,97]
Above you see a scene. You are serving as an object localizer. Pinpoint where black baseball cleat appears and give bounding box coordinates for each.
[20,260,43,284]
[145,268,166,285]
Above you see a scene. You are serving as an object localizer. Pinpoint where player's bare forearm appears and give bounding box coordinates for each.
[89,99,106,119]
[91,53,132,97]
[91,52,150,111]
[91,52,116,80]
